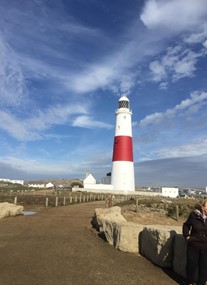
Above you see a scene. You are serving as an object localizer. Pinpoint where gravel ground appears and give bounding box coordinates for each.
[0,201,185,285]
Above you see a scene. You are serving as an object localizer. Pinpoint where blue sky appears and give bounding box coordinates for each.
[0,0,207,187]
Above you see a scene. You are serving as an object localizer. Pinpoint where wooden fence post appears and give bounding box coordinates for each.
[14,196,17,205]
[55,197,58,207]
[108,197,112,207]
[46,197,49,208]
[175,205,179,221]
[136,197,139,212]
[63,197,66,206]
[105,198,108,208]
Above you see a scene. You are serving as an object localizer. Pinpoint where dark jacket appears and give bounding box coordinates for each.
[183,209,207,252]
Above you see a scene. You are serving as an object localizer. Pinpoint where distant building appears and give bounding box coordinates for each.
[0,178,24,185]
[80,172,113,193]
[101,176,111,184]
[26,181,46,188]
[162,187,179,198]
[83,173,96,187]
[46,182,54,188]
[101,172,111,184]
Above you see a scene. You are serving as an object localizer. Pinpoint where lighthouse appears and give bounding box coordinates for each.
[111,96,135,193]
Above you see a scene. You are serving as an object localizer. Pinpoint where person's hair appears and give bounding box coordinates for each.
[194,203,202,211]
[202,200,207,207]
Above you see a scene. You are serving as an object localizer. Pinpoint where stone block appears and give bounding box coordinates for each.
[0,202,24,219]
[115,221,144,253]
[173,234,187,278]
[141,225,181,268]
[92,206,126,232]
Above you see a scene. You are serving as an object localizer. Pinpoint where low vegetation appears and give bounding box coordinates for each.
[115,196,205,220]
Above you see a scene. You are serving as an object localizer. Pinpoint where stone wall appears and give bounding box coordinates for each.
[92,206,188,279]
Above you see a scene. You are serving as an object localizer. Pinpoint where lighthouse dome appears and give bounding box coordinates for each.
[119,96,129,102]
[118,96,130,109]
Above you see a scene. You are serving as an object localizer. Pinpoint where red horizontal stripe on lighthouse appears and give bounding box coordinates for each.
[112,136,133,162]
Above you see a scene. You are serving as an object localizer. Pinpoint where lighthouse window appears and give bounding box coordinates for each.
[119,100,129,108]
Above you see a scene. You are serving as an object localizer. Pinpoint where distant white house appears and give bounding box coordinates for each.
[0,178,24,185]
[83,173,96,187]
[46,182,54,188]
[27,181,46,188]
[162,187,179,198]
[0,178,10,182]
[80,172,113,193]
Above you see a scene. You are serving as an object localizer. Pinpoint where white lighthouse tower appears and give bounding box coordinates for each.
[111,96,135,193]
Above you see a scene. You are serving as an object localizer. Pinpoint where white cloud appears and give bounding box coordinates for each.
[140,91,207,127]
[72,115,113,129]
[119,74,136,95]
[0,156,75,176]
[70,65,115,94]
[184,22,207,44]
[140,0,207,33]
[0,103,89,141]
[149,47,205,83]
[28,104,88,131]
[0,34,27,107]
[149,60,166,81]
[159,82,168,90]
[67,46,139,95]
[0,111,40,141]
[154,138,207,158]
[140,112,164,127]
[172,50,201,80]
[203,40,207,48]
[0,152,112,179]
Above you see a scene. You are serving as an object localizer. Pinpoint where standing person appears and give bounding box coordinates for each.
[183,201,207,285]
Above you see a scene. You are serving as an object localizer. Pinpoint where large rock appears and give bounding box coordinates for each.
[115,221,144,253]
[103,220,121,246]
[92,206,126,232]
[173,234,187,278]
[140,225,182,268]
[93,207,147,253]
[0,202,24,219]
[102,220,144,253]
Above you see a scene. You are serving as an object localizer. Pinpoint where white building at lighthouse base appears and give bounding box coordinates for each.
[72,172,136,195]
[81,172,114,192]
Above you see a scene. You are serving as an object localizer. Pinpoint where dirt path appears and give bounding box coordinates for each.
[0,202,184,285]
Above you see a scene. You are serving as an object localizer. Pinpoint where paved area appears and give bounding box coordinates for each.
[0,201,184,285]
